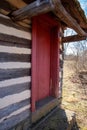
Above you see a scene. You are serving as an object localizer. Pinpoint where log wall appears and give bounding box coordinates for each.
[0,14,31,130]
[59,42,64,97]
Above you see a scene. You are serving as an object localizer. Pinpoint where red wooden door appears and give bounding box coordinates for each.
[36,22,51,101]
[32,14,59,111]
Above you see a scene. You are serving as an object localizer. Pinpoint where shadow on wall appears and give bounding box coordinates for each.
[31,107,80,130]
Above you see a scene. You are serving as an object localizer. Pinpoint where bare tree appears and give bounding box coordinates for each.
[64,28,87,72]
[64,28,87,94]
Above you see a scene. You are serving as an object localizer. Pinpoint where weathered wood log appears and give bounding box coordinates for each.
[0,53,31,62]
[0,34,31,48]
[0,82,31,98]
[62,35,87,43]
[52,0,86,36]
[0,68,31,81]
[0,109,30,130]
[0,98,30,119]
[11,0,54,20]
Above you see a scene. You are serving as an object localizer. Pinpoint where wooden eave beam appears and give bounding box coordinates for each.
[11,0,54,20]
[52,0,86,36]
[62,35,87,43]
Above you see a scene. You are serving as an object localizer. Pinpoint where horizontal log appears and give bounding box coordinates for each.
[0,98,30,119]
[0,34,31,48]
[59,49,62,54]
[0,53,31,62]
[62,35,87,43]
[52,0,86,36]
[0,16,31,32]
[11,0,54,20]
[0,90,31,110]
[0,68,31,81]
[0,82,31,98]
[0,109,30,130]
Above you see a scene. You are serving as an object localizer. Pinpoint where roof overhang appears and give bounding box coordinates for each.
[0,0,87,37]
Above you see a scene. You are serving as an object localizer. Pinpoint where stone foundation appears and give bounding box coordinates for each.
[9,118,31,130]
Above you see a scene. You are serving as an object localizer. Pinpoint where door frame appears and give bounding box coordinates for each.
[31,13,60,112]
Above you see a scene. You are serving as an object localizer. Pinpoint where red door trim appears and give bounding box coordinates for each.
[31,13,60,112]
[31,18,37,111]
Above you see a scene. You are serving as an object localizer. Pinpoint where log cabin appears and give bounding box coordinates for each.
[0,0,87,130]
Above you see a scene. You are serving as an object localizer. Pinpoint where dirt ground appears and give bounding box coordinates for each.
[62,60,87,130]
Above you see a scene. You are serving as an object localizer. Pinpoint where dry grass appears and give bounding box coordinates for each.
[62,60,87,130]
